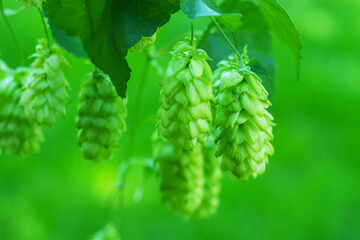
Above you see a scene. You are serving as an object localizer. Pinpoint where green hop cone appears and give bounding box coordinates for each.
[20,39,71,127]
[89,223,121,240]
[77,70,127,162]
[129,31,157,52]
[158,38,214,150]
[153,135,204,217]
[213,53,275,181]
[193,138,221,218]
[0,62,43,156]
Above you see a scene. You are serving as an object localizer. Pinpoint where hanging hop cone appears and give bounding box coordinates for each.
[76,70,127,162]
[192,137,222,219]
[20,39,71,127]
[0,62,43,156]
[153,134,204,218]
[213,52,275,181]
[157,38,214,150]
[129,30,158,52]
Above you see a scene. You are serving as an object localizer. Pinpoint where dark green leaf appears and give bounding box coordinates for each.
[48,19,88,58]
[257,0,302,79]
[45,0,180,97]
[180,0,221,18]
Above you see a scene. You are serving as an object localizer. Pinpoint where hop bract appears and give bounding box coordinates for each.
[158,38,214,150]
[213,54,275,180]
[0,61,43,156]
[153,136,204,218]
[20,39,70,127]
[77,70,127,162]
[193,140,221,219]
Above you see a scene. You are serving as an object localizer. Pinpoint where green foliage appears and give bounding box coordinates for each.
[77,70,127,162]
[257,0,302,78]
[21,0,43,8]
[129,31,157,53]
[213,52,274,180]
[217,14,243,32]
[89,223,121,240]
[180,0,221,18]
[0,61,43,156]
[20,39,70,127]
[48,19,88,58]
[200,1,275,92]
[158,38,214,150]
[45,0,180,98]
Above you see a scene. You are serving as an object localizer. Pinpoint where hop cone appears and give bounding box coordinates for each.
[193,139,221,218]
[77,70,127,162]
[89,223,121,240]
[153,135,204,217]
[0,63,43,156]
[20,39,70,127]
[129,31,157,52]
[158,38,214,150]
[213,54,275,180]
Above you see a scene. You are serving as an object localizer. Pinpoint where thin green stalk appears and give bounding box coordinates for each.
[0,0,24,65]
[231,32,238,50]
[190,20,194,45]
[37,8,51,47]
[210,16,244,67]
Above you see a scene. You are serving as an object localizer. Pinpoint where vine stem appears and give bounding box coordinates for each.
[125,52,151,160]
[0,0,24,65]
[190,20,194,45]
[37,8,51,47]
[209,16,244,67]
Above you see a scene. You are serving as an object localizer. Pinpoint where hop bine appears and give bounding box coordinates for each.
[20,39,71,127]
[77,70,127,162]
[213,52,275,181]
[158,38,214,150]
[0,61,43,156]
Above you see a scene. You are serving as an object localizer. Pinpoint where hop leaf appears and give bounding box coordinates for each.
[129,31,158,52]
[77,70,127,162]
[153,134,204,218]
[20,39,71,127]
[213,54,275,180]
[0,63,44,157]
[192,138,221,219]
[157,38,214,150]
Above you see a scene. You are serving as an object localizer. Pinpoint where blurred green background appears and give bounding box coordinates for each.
[1,0,360,239]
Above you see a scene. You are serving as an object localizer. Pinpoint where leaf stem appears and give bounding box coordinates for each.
[190,20,194,45]
[231,32,238,50]
[37,8,51,47]
[0,0,24,66]
[209,16,244,67]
